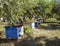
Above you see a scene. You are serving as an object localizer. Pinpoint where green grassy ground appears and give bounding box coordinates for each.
[0,25,5,31]
[0,21,6,37]
[40,23,60,38]
[0,22,60,46]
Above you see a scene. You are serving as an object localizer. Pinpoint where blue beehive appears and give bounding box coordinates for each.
[5,26,24,39]
[35,21,39,27]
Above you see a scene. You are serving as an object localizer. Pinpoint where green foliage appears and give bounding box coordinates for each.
[0,0,59,24]
[24,25,33,35]
[0,0,39,24]
[51,0,60,20]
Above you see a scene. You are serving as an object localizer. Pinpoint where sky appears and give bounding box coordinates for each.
[55,0,60,5]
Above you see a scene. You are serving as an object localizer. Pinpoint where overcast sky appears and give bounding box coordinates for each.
[53,0,60,3]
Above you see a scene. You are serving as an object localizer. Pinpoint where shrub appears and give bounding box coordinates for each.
[24,25,33,35]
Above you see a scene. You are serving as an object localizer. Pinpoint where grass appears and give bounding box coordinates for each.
[0,21,6,37]
[40,23,60,38]
[0,22,60,46]
[0,21,7,30]
[0,25,5,31]
[0,25,5,38]
[45,18,60,23]
[50,30,60,38]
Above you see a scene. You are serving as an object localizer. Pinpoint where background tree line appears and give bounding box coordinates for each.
[0,0,60,25]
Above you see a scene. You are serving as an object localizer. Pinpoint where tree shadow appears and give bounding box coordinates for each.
[45,37,60,46]
[0,36,60,46]
[0,38,17,45]
[38,24,60,30]
[14,36,46,46]
[14,36,60,46]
